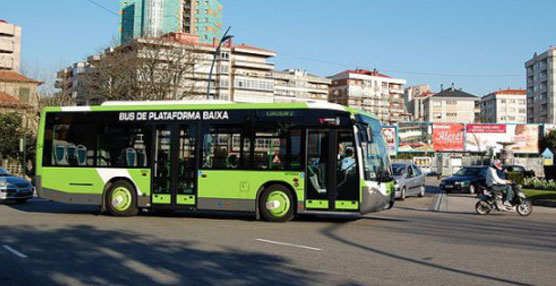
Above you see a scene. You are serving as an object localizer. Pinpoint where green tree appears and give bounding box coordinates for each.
[0,112,26,159]
[541,129,556,153]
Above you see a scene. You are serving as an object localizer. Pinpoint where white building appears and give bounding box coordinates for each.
[0,20,21,72]
[479,89,527,123]
[56,33,277,104]
[272,69,331,103]
[329,69,409,124]
[525,47,556,124]
[405,84,435,121]
[423,85,479,123]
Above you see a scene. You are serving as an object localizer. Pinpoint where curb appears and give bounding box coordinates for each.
[532,199,556,208]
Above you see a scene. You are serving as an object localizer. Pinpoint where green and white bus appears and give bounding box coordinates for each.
[35,101,395,222]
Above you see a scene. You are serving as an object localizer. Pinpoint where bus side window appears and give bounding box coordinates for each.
[50,119,96,167]
[253,122,301,171]
[202,131,245,170]
[98,126,151,168]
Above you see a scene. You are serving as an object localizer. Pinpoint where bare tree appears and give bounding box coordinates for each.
[81,38,198,103]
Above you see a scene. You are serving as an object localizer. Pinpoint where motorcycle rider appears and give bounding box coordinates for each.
[486,160,514,207]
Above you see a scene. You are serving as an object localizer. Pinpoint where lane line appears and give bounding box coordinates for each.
[2,245,28,258]
[255,238,322,251]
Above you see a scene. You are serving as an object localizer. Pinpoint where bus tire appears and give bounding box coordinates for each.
[259,184,295,223]
[106,180,139,217]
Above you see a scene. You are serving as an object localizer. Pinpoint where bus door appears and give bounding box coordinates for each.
[152,123,198,207]
[305,129,359,211]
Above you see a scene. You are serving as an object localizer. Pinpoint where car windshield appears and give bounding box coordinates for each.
[392,164,405,176]
[454,167,483,177]
[357,115,393,182]
[0,167,8,176]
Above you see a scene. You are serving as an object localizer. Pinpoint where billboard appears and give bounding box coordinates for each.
[398,123,433,152]
[381,126,398,156]
[465,124,540,154]
[433,123,465,152]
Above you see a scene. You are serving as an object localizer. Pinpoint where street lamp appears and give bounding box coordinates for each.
[206,26,234,100]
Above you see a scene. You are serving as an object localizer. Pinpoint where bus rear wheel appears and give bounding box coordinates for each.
[106,180,139,217]
[260,185,295,223]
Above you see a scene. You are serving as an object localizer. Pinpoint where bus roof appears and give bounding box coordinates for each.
[41,100,378,120]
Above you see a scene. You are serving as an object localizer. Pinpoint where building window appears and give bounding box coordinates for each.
[433,101,442,107]
[446,100,457,105]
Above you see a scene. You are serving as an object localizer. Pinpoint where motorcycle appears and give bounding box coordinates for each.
[475,183,533,216]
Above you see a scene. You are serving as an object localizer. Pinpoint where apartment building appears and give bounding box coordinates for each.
[329,69,409,124]
[57,32,276,104]
[0,20,21,72]
[479,89,527,123]
[120,0,223,44]
[525,47,556,124]
[272,69,331,103]
[423,85,479,123]
[55,61,91,104]
[404,84,435,121]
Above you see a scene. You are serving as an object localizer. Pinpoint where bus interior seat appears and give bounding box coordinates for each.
[126,148,137,167]
[76,145,87,166]
[308,165,327,195]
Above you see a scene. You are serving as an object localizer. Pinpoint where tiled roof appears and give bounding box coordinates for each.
[433,88,478,99]
[0,71,42,84]
[492,89,526,95]
[0,91,20,103]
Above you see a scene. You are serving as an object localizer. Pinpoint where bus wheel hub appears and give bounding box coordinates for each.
[266,200,281,210]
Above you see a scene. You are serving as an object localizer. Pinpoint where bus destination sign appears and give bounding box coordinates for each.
[119,111,230,122]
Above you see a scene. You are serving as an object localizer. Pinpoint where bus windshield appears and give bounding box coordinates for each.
[357,116,393,182]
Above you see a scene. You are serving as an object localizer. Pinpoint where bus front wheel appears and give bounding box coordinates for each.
[106,180,139,217]
[259,185,295,223]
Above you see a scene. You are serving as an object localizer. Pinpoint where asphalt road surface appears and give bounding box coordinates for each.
[1,182,555,286]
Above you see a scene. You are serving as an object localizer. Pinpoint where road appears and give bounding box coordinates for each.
[1,180,555,286]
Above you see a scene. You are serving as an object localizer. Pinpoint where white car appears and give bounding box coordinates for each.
[0,167,34,203]
[392,163,426,200]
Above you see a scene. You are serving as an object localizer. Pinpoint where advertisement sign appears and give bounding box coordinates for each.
[466,124,506,134]
[413,157,434,174]
[398,123,433,152]
[465,124,540,154]
[433,123,465,152]
[381,126,398,156]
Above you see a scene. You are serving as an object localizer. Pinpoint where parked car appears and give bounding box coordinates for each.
[503,165,536,178]
[393,163,426,200]
[0,167,34,203]
[439,166,487,194]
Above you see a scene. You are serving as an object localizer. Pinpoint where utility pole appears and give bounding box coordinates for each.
[206,26,234,100]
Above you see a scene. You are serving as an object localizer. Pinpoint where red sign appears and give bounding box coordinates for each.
[466,124,506,133]
[433,123,465,151]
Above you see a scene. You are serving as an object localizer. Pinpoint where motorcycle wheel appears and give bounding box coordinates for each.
[475,201,491,215]
[516,200,533,217]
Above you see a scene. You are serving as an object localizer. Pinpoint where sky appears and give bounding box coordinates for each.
[2,0,556,96]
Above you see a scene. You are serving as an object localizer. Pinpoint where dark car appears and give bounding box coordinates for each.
[0,167,34,203]
[439,166,488,194]
[503,165,535,178]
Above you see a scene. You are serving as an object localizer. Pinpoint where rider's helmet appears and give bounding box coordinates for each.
[492,159,503,170]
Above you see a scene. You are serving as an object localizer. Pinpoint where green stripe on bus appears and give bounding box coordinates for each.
[306,200,329,209]
[153,194,171,204]
[177,195,196,205]
[335,200,359,210]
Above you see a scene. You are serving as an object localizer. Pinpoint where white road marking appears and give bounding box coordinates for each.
[255,238,322,251]
[2,245,28,258]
